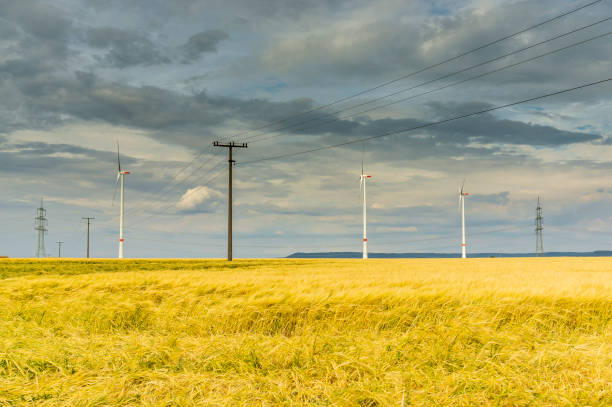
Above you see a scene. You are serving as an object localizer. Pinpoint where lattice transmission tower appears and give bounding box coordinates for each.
[535,197,544,256]
[35,197,48,258]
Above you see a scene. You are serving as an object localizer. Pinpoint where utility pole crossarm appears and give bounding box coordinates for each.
[213,141,248,261]
[213,141,248,148]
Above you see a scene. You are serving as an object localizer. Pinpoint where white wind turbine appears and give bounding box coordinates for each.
[113,143,130,259]
[458,180,469,259]
[360,161,371,259]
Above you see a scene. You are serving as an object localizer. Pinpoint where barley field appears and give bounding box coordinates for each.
[0,258,610,406]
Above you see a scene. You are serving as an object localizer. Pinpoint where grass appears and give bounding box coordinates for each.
[0,258,610,406]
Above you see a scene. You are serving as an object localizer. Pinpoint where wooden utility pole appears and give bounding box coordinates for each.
[82,217,94,258]
[213,141,247,261]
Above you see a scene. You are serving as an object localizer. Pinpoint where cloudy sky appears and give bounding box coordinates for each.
[1,0,611,258]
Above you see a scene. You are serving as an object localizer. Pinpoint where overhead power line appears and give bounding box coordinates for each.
[121,148,226,218]
[123,143,217,213]
[125,163,229,226]
[124,74,611,228]
[246,19,612,144]
[134,0,602,207]
[240,77,612,165]
[231,0,604,142]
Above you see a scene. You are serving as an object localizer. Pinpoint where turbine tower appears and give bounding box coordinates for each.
[459,181,469,259]
[34,197,47,258]
[535,197,544,256]
[113,143,130,259]
[360,163,371,259]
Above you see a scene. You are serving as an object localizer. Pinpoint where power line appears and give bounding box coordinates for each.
[127,0,603,208]
[121,148,226,218]
[119,144,223,220]
[123,14,610,222]
[122,76,612,238]
[125,163,229,226]
[240,77,612,166]
[246,19,612,144]
[84,2,608,257]
[230,0,604,142]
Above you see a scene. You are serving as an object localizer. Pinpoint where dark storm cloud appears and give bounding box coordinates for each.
[2,62,598,156]
[0,141,124,175]
[0,1,71,41]
[0,16,19,38]
[221,0,355,20]
[601,137,612,145]
[85,27,171,68]
[0,67,316,141]
[0,140,185,195]
[181,29,229,63]
[253,0,612,96]
[425,103,602,146]
[0,147,107,179]
[0,8,600,164]
[0,0,604,153]
[2,1,229,73]
[0,1,72,79]
[309,101,601,149]
[86,0,358,21]
[84,26,228,68]
[10,141,114,160]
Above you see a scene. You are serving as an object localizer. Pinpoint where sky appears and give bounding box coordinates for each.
[1,0,611,258]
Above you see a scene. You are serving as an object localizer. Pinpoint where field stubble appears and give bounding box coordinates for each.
[0,258,610,406]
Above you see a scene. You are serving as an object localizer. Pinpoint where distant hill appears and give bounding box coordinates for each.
[287,251,612,258]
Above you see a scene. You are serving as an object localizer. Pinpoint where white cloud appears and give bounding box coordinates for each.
[176,185,223,212]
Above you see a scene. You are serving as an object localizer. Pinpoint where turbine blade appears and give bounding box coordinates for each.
[116,141,121,172]
[112,173,120,205]
[361,142,365,176]
[460,178,465,195]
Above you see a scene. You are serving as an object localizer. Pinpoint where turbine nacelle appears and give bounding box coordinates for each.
[360,174,372,185]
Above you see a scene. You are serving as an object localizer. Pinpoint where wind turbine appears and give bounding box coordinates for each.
[458,180,469,259]
[113,143,130,259]
[360,161,371,259]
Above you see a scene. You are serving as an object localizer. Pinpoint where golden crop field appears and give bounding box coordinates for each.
[0,258,610,406]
